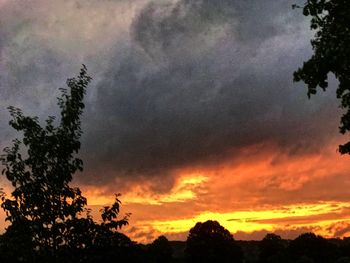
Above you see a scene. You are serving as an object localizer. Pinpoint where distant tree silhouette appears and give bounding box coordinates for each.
[259,233,287,263]
[185,220,243,263]
[288,233,338,263]
[293,1,350,153]
[148,235,173,263]
[83,231,144,263]
[0,66,128,262]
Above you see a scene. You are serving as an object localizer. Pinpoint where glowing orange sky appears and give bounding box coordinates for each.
[1,136,350,244]
[71,139,350,243]
[1,0,350,245]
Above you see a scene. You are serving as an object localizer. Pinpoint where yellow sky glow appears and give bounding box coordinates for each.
[141,202,350,234]
[79,145,350,243]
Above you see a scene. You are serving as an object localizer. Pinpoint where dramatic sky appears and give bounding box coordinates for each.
[1,0,350,243]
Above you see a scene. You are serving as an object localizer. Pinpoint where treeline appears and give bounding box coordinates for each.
[177,223,350,263]
[2,219,350,263]
[240,232,350,263]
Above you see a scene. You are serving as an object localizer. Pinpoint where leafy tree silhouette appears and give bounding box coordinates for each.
[0,221,35,262]
[293,0,350,153]
[288,233,338,263]
[259,233,287,263]
[185,220,243,263]
[0,66,128,262]
[148,235,173,263]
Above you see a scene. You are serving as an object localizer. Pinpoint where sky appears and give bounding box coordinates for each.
[1,0,350,243]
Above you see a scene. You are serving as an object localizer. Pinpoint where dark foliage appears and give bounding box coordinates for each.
[339,237,350,259]
[185,220,243,263]
[259,234,288,263]
[288,233,339,263]
[293,0,350,153]
[170,232,350,263]
[0,221,35,262]
[337,258,350,263]
[148,235,173,263]
[0,66,129,262]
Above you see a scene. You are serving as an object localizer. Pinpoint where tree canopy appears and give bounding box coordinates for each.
[0,66,128,262]
[294,0,350,153]
[148,235,173,263]
[185,220,243,263]
[288,233,338,263]
[259,234,287,263]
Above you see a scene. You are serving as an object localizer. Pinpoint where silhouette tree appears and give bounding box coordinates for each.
[148,235,173,263]
[288,233,338,263]
[0,66,128,262]
[84,230,140,263]
[259,233,287,263]
[293,0,350,153]
[185,220,243,263]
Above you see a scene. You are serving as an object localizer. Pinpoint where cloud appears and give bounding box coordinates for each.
[77,0,342,190]
[1,0,350,241]
[326,222,350,237]
[118,201,350,242]
[0,0,344,197]
[233,227,318,241]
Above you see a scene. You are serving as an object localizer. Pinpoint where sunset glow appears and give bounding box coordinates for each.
[145,202,350,236]
[76,141,350,243]
[1,0,350,246]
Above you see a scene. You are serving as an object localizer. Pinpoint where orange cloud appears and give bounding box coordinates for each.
[115,140,350,242]
[2,140,350,244]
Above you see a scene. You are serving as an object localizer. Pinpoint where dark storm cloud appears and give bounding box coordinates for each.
[80,0,341,187]
[0,0,342,189]
[0,1,78,154]
[0,0,139,151]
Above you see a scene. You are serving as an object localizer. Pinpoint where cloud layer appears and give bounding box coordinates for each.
[1,0,349,242]
[79,0,340,188]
